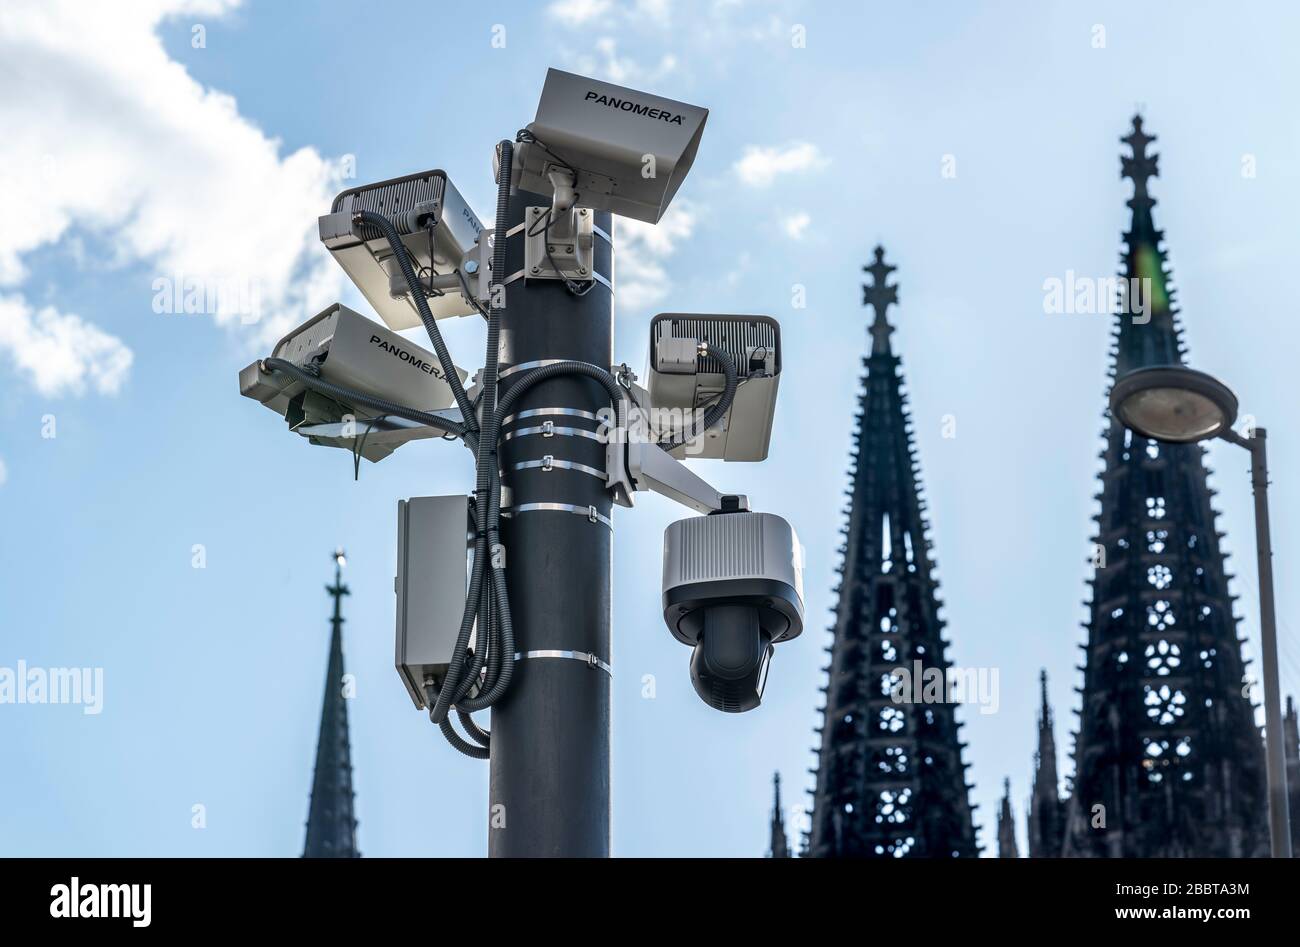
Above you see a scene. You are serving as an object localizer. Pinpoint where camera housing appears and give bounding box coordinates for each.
[318,169,486,330]
[238,303,466,462]
[661,503,804,712]
[507,69,708,225]
[645,313,782,461]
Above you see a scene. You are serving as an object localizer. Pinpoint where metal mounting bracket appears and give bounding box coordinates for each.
[296,409,466,454]
[524,206,595,282]
[626,439,730,514]
[602,378,736,514]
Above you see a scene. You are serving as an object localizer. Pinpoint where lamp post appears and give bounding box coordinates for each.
[1110,365,1292,858]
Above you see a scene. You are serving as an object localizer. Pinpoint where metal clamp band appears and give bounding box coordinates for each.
[500,219,611,287]
[504,222,612,248]
[498,358,610,379]
[510,457,607,480]
[501,406,602,427]
[502,424,605,443]
[503,502,613,529]
[513,649,612,676]
[501,268,613,291]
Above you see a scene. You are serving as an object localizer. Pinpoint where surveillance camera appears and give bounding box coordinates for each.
[318,169,487,330]
[645,313,782,461]
[239,303,466,462]
[507,68,708,225]
[661,501,804,712]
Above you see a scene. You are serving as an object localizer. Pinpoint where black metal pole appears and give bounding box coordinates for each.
[1235,427,1293,858]
[488,191,614,857]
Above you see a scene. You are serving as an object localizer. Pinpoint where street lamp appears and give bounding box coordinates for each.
[1111,365,1293,858]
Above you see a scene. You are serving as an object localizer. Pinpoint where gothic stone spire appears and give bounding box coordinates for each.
[807,247,978,858]
[303,549,360,858]
[1063,117,1267,858]
[863,245,898,357]
[997,778,1019,858]
[1286,697,1300,856]
[1027,670,1065,857]
[769,772,791,858]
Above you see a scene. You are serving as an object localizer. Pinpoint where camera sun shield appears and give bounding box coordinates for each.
[514,69,708,224]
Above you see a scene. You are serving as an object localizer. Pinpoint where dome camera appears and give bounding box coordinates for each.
[661,499,804,712]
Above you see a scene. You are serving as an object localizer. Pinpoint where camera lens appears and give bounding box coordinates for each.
[689,604,773,713]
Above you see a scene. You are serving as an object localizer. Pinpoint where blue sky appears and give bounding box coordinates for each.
[2,0,1300,857]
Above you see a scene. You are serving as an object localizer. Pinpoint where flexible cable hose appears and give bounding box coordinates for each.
[436,361,628,724]
[451,141,518,711]
[659,344,738,451]
[427,682,490,760]
[261,358,468,438]
[458,709,491,747]
[437,363,628,720]
[353,209,479,434]
[428,143,517,727]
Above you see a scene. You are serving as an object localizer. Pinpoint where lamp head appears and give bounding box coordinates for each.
[1110,366,1238,444]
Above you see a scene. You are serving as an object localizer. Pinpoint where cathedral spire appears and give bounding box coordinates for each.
[1286,696,1300,856]
[997,779,1019,858]
[1027,670,1064,857]
[1063,117,1267,858]
[863,244,898,357]
[1115,114,1179,373]
[1120,114,1158,211]
[768,772,791,858]
[303,549,360,858]
[807,247,977,858]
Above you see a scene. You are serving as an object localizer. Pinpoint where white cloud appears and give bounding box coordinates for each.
[733,142,829,188]
[782,212,811,240]
[0,0,344,396]
[548,0,614,26]
[0,296,133,396]
[615,201,697,312]
[577,36,678,85]
[634,0,673,22]
[0,457,7,488]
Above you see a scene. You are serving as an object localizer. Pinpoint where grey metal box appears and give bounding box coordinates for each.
[395,495,473,709]
[320,169,484,329]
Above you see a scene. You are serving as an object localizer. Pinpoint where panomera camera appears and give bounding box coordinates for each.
[318,170,488,330]
[642,313,782,461]
[238,303,465,462]
[662,500,804,712]
[504,68,708,225]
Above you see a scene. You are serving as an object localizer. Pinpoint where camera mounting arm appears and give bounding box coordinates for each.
[607,434,743,515]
